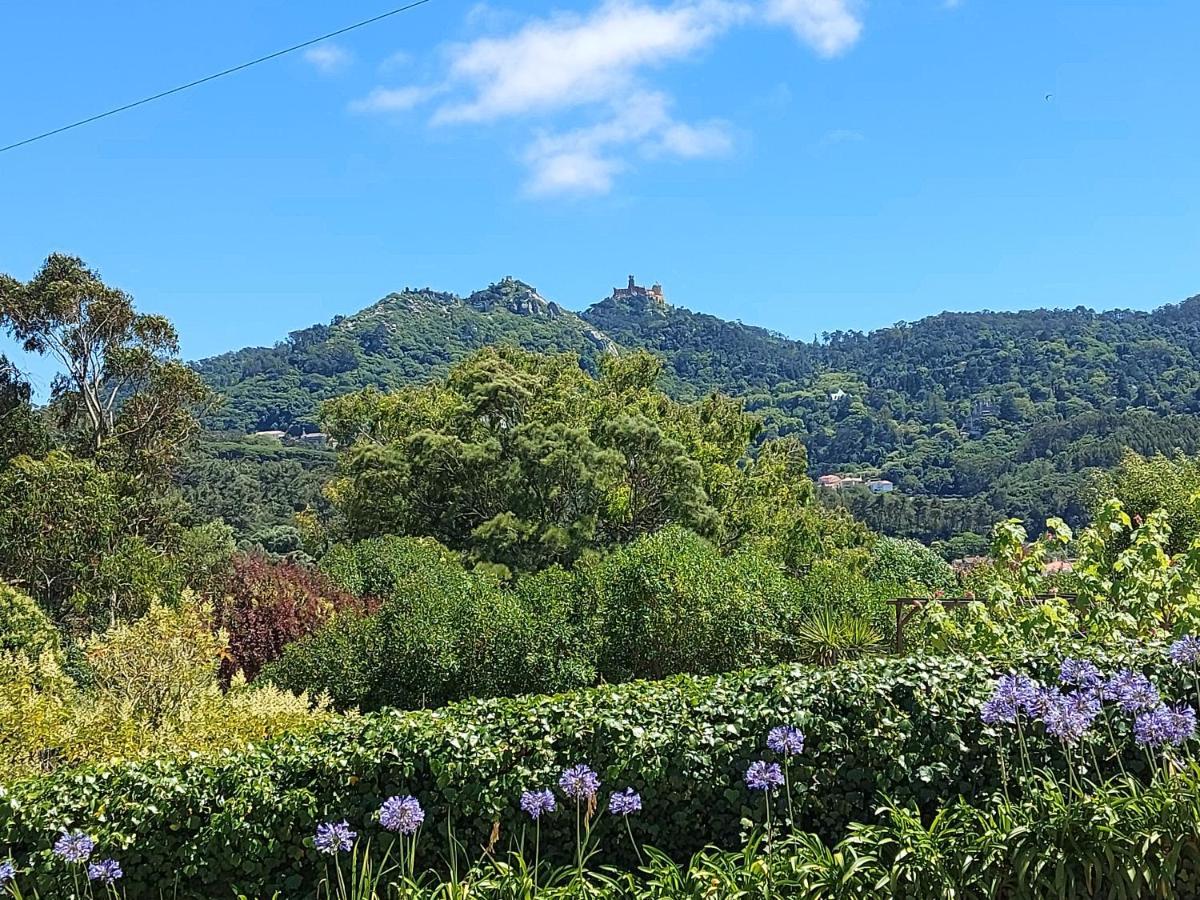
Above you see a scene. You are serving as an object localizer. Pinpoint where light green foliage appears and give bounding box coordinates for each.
[1093,450,1200,555]
[921,499,1200,656]
[322,346,809,574]
[864,536,956,594]
[0,600,331,782]
[0,583,60,660]
[789,606,883,666]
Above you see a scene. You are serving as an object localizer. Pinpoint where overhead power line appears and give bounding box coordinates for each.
[0,0,436,156]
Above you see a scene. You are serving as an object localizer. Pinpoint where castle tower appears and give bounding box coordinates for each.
[628,275,636,290]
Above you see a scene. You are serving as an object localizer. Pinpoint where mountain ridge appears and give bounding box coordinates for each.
[192,278,1200,548]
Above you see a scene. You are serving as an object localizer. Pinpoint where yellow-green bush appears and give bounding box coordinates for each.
[0,600,334,782]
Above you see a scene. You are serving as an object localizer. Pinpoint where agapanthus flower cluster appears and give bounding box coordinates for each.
[52,831,95,864]
[558,764,601,801]
[520,789,556,820]
[379,795,424,835]
[981,674,1041,724]
[1104,670,1160,713]
[87,858,123,885]
[0,862,14,887]
[744,760,784,792]
[1170,635,1200,667]
[767,725,805,757]
[608,788,642,816]
[1043,690,1101,745]
[1059,658,1101,689]
[314,820,356,855]
[1135,703,1197,748]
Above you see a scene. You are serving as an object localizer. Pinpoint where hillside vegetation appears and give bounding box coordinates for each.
[193,277,1200,548]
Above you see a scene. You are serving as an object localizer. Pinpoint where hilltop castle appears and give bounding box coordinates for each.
[612,275,665,306]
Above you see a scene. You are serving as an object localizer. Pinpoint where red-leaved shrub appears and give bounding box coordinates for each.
[214,554,373,684]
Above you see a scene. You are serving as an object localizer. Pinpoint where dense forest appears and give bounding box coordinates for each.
[192,276,1200,552]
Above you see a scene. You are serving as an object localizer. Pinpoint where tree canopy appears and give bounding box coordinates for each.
[323,346,810,574]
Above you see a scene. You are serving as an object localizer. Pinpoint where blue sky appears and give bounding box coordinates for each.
[2,0,1198,391]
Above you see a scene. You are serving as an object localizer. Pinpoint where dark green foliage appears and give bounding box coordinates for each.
[0,357,50,466]
[193,279,615,433]
[324,346,801,574]
[265,540,585,710]
[177,433,334,553]
[585,526,792,682]
[0,655,1007,899]
[191,277,1200,547]
[266,527,833,711]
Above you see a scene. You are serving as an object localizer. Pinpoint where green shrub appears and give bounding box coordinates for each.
[865,536,957,594]
[0,601,332,783]
[583,526,795,682]
[0,582,60,660]
[0,654,1009,898]
[274,528,815,712]
[266,550,561,710]
[318,536,458,599]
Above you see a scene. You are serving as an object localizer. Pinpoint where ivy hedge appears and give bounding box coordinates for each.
[5,650,1183,899]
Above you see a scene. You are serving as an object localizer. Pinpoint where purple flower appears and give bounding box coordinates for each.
[1135,706,1175,748]
[1059,658,1101,689]
[520,788,557,820]
[0,862,14,886]
[608,788,642,816]
[87,859,123,885]
[1170,636,1200,667]
[52,831,95,864]
[997,674,1039,708]
[558,765,601,801]
[767,725,805,757]
[314,821,356,855]
[1167,704,1198,746]
[379,795,424,835]
[745,760,785,792]
[1110,671,1159,714]
[981,696,1016,725]
[1043,690,1100,745]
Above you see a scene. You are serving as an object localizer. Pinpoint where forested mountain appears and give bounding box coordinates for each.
[195,277,614,432]
[191,278,1200,550]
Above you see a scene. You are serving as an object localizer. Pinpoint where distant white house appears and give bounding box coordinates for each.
[817,474,843,488]
[868,479,895,494]
[254,430,286,441]
[830,389,847,402]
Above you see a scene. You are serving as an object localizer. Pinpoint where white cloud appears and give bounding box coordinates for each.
[303,43,353,74]
[762,0,861,56]
[524,91,730,195]
[433,0,746,124]
[352,0,863,194]
[349,85,441,113]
